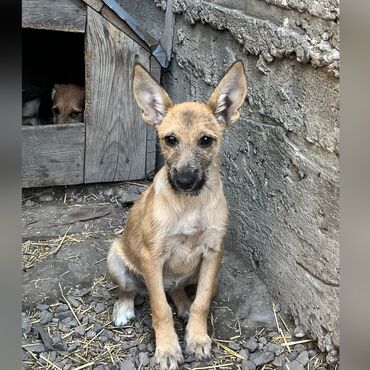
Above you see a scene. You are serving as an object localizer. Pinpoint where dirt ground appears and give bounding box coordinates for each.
[22,183,335,370]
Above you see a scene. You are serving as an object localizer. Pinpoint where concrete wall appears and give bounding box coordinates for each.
[118,0,340,354]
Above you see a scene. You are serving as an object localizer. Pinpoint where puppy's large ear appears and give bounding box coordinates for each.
[208,61,248,127]
[133,64,173,126]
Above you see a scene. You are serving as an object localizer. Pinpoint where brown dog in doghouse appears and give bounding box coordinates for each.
[107,61,247,370]
[51,84,85,124]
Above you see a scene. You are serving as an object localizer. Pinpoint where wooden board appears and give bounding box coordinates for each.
[81,0,103,12]
[84,8,150,183]
[22,0,86,33]
[22,123,85,188]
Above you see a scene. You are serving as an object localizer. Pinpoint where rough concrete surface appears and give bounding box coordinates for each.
[117,0,340,358]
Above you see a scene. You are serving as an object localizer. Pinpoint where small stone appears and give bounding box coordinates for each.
[228,341,240,351]
[102,329,113,339]
[293,344,306,353]
[286,351,299,361]
[103,188,114,197]
[66,296,80,308]
[244,338,258,352]
[61,317,72,325]
[53,341,68,351]
[296,351,309,366]
[120,359,135,370]
[267,342,283,355]
[86,330,96,339]
[308,349,317,358]
[272,354,286,367]
[239,349,249,360]
[55,311,72,320]
[49,351,57,362]
[250,351,275,366]
[52,318,59,323]
[258,337,267,345]
[74,326,86,336]
[147,343,155,352]
[39,311,53,325]
[283,360,305,370]
[67,343,78,352]
[39,193,54,202]
[100,335,108,342]
[293,326,305,338]
[241,360,256,370]
[326,349,339,364]
[56,304,69,312]
[94,323,103,332]
[36,304,49,311]
[63,365,72,370]
[267,331,279,339]
[24,200,34,207]
[138,352,150,366]
[27,343,46,353]
[138,343,147,351]
[257,343,264,350]
[22,313,32,335]
[95,302,105,314]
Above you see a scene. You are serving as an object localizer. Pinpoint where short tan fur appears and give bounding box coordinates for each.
[108,61,247,370]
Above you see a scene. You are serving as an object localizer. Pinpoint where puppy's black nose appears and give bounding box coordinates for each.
[173,167,198,190]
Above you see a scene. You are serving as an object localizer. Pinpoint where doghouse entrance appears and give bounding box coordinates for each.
[22,29,85,126]
[22,4,160,189]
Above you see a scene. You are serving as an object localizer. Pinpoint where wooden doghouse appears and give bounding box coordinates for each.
[22,0,164,188]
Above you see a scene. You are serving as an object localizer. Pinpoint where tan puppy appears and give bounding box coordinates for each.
[51,84,85,124]
[108,61,247,370]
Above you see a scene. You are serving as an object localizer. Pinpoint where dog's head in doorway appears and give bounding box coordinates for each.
[51,84,85,124]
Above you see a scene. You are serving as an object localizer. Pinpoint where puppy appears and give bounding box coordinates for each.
[51,84,85,124]
[108,61,247,370]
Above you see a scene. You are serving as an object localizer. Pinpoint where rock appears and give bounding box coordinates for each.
[286,351,299,361]
[326,349,339,364]
[244,338,258,352]
[138,343,147,352]
[39,311,53,325]
[86,330,96,339]
[22,313,32,335]
[24,200,34,207]
[228,341,240,351]
[293,344,307,353]
[120,359,135,370]
[39,193,54,202]
[239,349,248,360]
[147,342,155,352]
[267,342,283,355]
[250,351,275,366]
[267,331,279,339]
[94,323,103,332]
[56,304,69,312]
[293,326,305,338]
[120,192,140,204]
[241,360,256,370]
[67,344,78,352]
[296,351,309,366]
[138,352,150,366]
[61,317,72,325]
[258,337,267,345]
[272,354,286,367]
[36,304,49,311]
[103,188,114,197]
[95,302,105,314]
[66,295,80,308]
[74,326,86,336]
[283,360,305,370]
[53,341,68,351]
[26,343,46,353]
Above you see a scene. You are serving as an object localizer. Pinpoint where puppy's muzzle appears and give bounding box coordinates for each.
[171,166,204,193]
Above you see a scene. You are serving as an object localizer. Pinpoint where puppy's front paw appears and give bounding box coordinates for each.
[185,333,212,362]
[154,342,184,370]
[112,300,135,327]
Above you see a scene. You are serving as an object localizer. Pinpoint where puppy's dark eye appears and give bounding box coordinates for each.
[164,135,178,146]
[70,111,80,119]
[198,136,214,148]
[52,107,59,115]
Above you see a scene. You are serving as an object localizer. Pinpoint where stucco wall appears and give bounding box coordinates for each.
[118,0,340,355]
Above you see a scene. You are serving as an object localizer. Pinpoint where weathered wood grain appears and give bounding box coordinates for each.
[84,8,150,183]
[146,56,161,175]
[81,0,103,12]
[22,0,87,33]
[100,6,150,52]
[22,123,85,188]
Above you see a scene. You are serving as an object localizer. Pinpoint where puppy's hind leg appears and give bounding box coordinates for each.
[169,288,191,322]
[107,240,140,327]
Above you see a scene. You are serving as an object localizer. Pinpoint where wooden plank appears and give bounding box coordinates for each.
[81,0,103,12]
[84,8,150,183]
[100,6,150,52]
[22,0,86,33]
[22,123,85,188]
[146,56,161,175]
